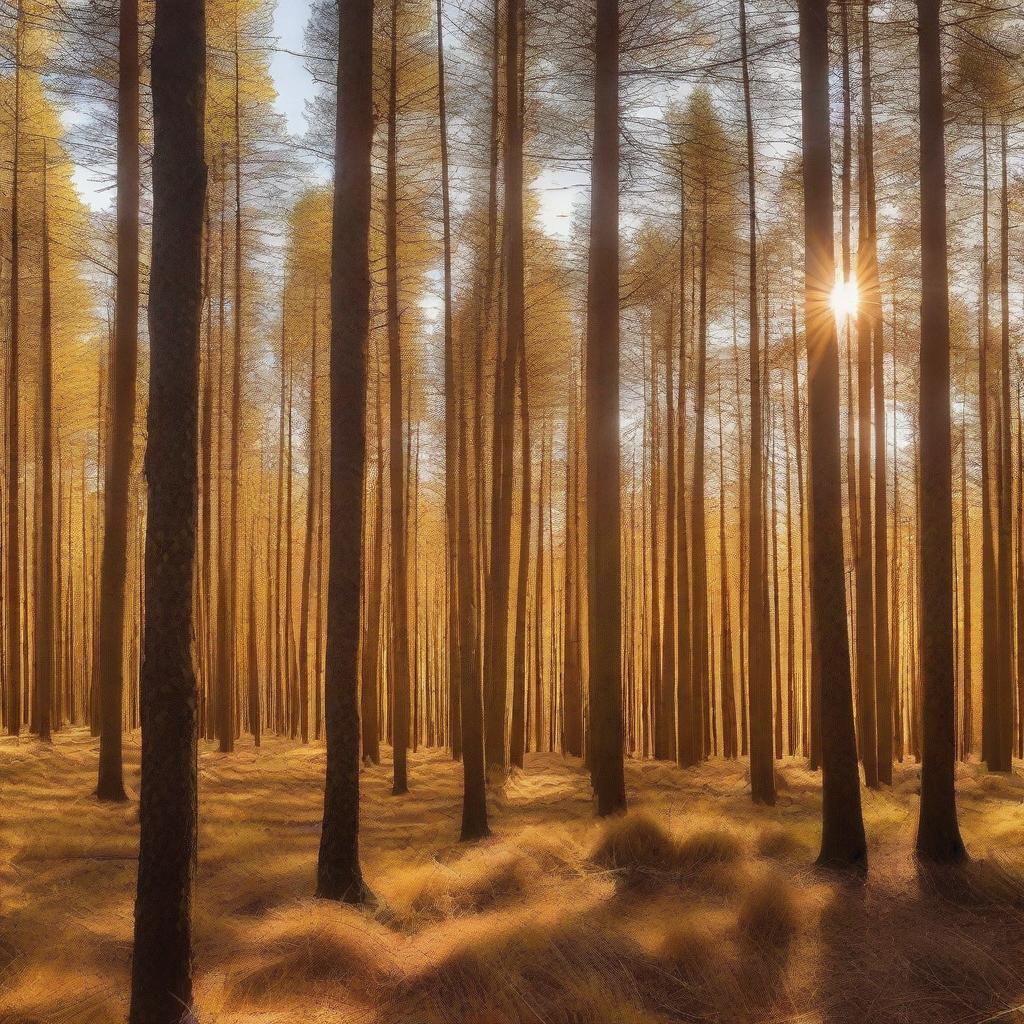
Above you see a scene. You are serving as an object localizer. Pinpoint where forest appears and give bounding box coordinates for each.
[2,0,1024,1020]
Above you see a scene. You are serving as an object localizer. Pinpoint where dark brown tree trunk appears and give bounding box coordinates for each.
[458,326,489,839]
[914,0,966,863]
[127,0,206,1011]
[97,0,139,795]
[798,0,865,871]
[316,0,374,903]
[361,363,384,764]
[385,0,411,794]
[586,0,626,816]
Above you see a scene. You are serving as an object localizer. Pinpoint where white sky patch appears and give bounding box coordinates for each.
[271,0,316,138]
[533,166,587,239]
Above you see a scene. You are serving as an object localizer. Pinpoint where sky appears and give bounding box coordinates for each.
[270,0,316,138]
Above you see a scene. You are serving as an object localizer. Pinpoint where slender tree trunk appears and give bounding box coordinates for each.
[316,0,374,903]
[385,0,412,794]
[799,0,865,871]
[915,0,966,862]
[458,326,489,839]
[855,145,878,788]
[5,0,22,738]
[127,0,206,1011]
[35,154,55,744]
[994,121,1014,772]
[361,363,384,764]
[586,0,626,816]
[510,312,532,769]
[862,0,891,784]
[298,297,319,745]
[96,0,139,793]
[979,110,998,770]
[739,0,773,801]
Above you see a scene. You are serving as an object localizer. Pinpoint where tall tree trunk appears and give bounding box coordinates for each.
[361,363,384,764]
[979,109,998,770]
[915,0,966,862]
[437,0,461,761]
[385,0,412,794]
[994,121,1014,771]
[718,380,737,757]
[510,309,532,769]
[97,0,139,794]
[855,149,878,789]
[316,0,374,903]
[690,187,710,765]
[739,0,773,801]
[458,325,489,839]
[862,0,891,784]
[563,375,584,756]
[127,0,205,1011]
[35,153,55,744]
[5,0,22,737]
[586,0,626,816]
[798,0,865,871]
[660,296,677,761]
[298,297,319,745]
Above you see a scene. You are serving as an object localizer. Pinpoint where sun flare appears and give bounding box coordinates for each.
[830,276,859,321]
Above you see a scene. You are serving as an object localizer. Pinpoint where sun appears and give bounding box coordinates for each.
[831,276,859,321]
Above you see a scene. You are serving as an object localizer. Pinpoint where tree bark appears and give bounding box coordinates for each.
[914,0,966,863]
[586,0,626,816]
[128,0,205,1012]
[316,0,374,903]
[798,0,865,871]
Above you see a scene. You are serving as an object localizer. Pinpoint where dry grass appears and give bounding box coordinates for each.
[6,732,1024,1022]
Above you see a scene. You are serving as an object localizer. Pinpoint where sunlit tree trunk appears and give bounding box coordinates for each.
[799,0,865,870]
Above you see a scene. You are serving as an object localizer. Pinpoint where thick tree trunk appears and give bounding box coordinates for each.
[127,0,206,1012]
[798,0,865,871]
[914,0,966,863]
[586,0,626,816]
[316,0,374,903]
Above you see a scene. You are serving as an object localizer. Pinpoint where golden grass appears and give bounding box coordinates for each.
[6,732,1024,1022]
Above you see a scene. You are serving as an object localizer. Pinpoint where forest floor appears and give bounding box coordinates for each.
[5,733,1024,1023]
